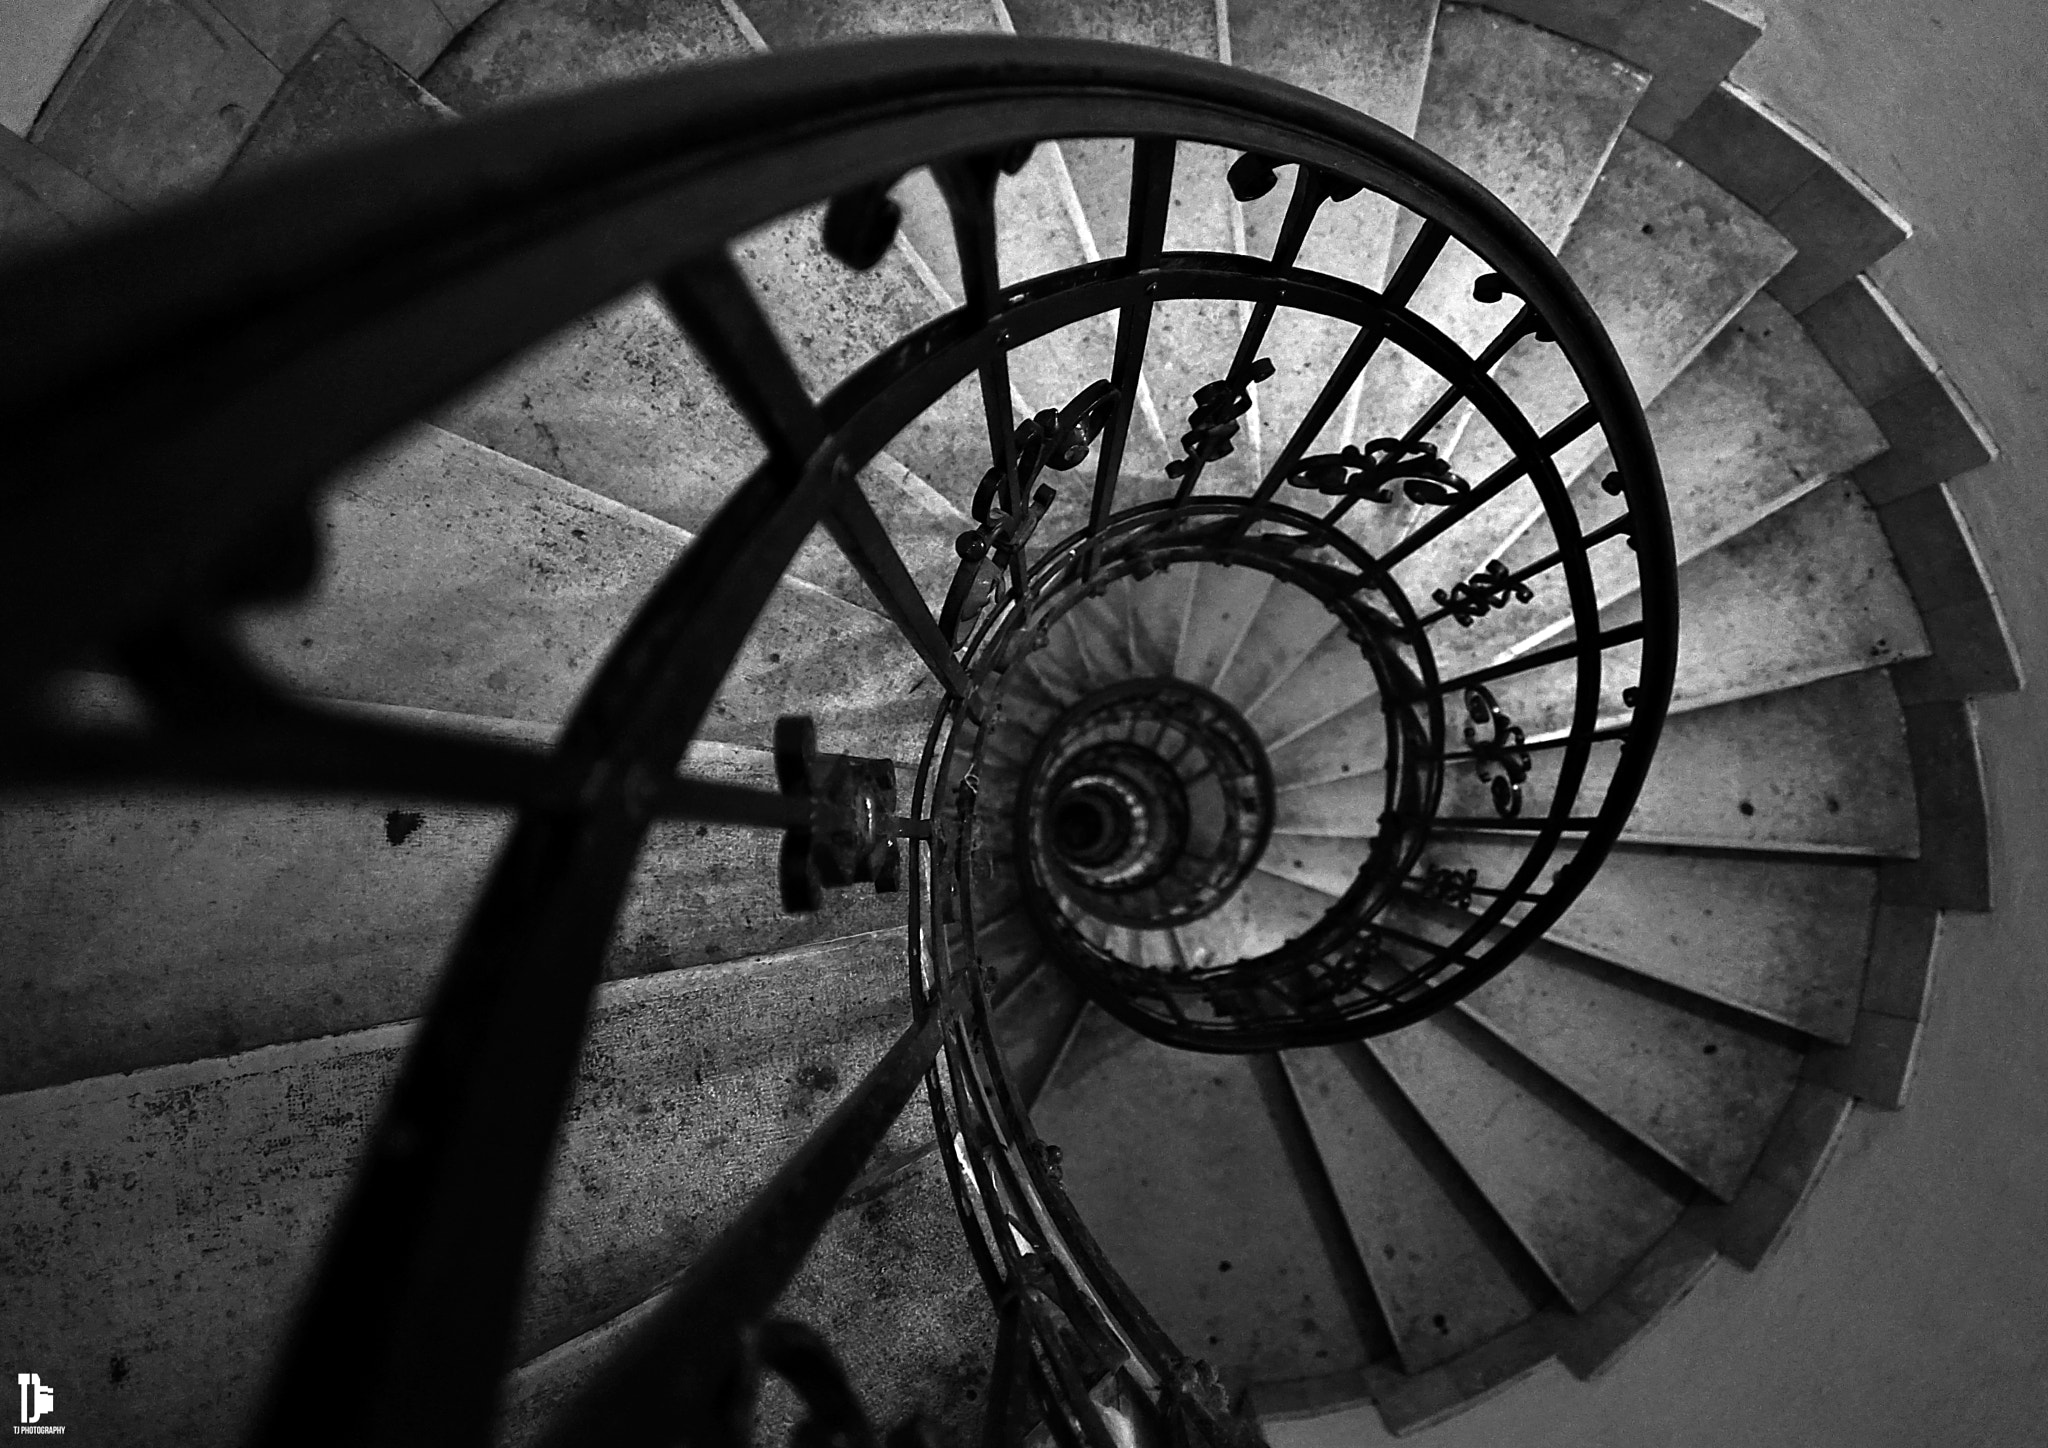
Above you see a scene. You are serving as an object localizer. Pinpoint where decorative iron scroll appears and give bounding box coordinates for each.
[1165,361,1275,482]
[1462,685,1532,818]
[1472,271,1555,340]
[1280,436,1472,506]
[942,380,1121,643]
[1433,558,1534,627]
[1418,865,1479,908]
[1227,151,1365,207]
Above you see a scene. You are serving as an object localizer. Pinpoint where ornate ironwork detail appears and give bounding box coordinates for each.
[1280,436,1472,506]
[1029,1139,1065,1183]
[1227,152,1364,206]
[1473,271,1555,340]
[1302,928,1387,995]
[822,179,902,270]
[1418,865,1478,908]
[941,380,1120,644]
[1432,558,1534,626]
[1462,685,1532,818]
[1227,151,1283,201]
[775,715,903,912]
[1165,359,1275,482]
[941,482,1056,644]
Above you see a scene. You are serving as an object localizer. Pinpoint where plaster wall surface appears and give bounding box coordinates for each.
[1271,1,2048,1443]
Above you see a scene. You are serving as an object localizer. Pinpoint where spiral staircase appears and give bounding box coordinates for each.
[0,0,2016,1444]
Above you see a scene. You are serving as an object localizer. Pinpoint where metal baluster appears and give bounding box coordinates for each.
[1242,218,1450,519]
[1085,138,1176,576]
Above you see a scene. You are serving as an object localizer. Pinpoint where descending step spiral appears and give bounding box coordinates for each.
[0,0,2014,1443]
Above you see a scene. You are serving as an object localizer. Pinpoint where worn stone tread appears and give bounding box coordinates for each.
[1282,1043,1550,1374]
[238,424,938,758]
[1432,670,1920,856]
[1475,475,1929,736]
[498,1151,991,1447]
[1480,0,1761,141]
[1347,2,1646,555]
[1452,938,1805,1198]
[1230,0,1437,464]
[1211,577,1343,715]
[422,0,984,573]
[0,930,925,1446]
[1267,693,1390,794]
[991,960,1087,1107]
[1176,562,1278,689]
[1244,625,1380,750]
[31,0,283,207]
[1419,837,1876,1042]
[224,19,449,185]
[1365,1010,1691,1312]
[1477,290,1889,646]
[1033,1005,1372,1385]
[1414,128,1792,589]
[0,722,900,1096]
[1122,564,1200,678]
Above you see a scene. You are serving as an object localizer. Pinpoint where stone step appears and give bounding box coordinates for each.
[1468,475,1928,736]
[419,0,975,605]
[236,424,939,760]
[1273,771,1388,838]
[991,961,1087,1107]
[1243,625,1380,749]
[1124,564,1200,677]
[0,929,925,1447]
[748,0,1178,510]
[1416,287,1891,689]
[1452,937,1804,1200]
[1281,1043,1550,1374]
[1210,577,1342,714]
[1434,669,1919,856]
[1364,1010,1691,1312]
[1394,127,1794,587]
[224,20,450,184]
[1065,587,1135,687]
[1230,0,1438,475]
[436,295,969,612]
[1111,927,1178,971]
[996,664,1075,737]
[963,908,1044,998]
[1267,693,1389,792]
[1173,868,1336,964]
[1488,291,1888,618]
[1033,607,1108,700]
[1032,1005,1374,1385]
[1437,127,1794,520]
[1345,3,1647,554]
[0,718,897,1096]
[1258,831,1377,899]
[1418,837,1875,1042]
[497,1151,992,1448]
[1175,561,1277,689]
[1079,574,1141,677]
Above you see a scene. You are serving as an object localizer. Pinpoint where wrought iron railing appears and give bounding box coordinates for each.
[0,32,1674,1448]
